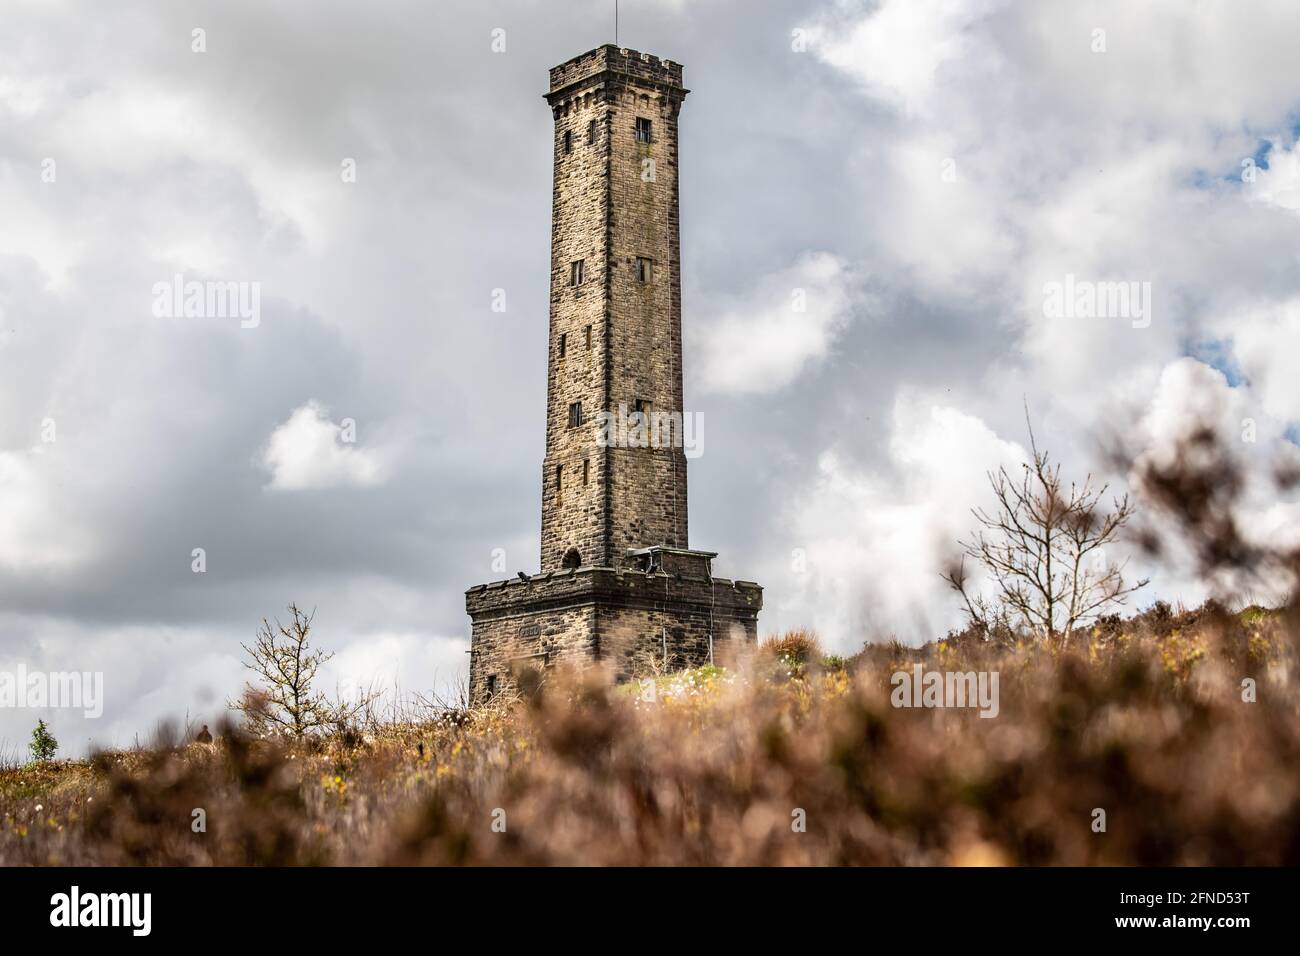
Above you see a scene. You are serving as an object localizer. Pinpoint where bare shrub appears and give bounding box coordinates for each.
[228,604,378,740]
[761,629,823,666]
[945,415,1147,646]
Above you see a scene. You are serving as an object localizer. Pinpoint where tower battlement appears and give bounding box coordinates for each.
[546,44,686,103]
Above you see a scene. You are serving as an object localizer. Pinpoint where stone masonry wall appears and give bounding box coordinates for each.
[605,52,689,561]
[540,84,608,572]
[540,46,690,571]
[466,567,760,704]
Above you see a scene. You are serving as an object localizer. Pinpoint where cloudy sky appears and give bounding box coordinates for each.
[3,0,1300,755]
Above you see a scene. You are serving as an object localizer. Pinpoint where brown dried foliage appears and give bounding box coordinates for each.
[0,423,1296,866]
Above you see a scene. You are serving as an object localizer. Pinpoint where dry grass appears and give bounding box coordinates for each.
[4,427,1295,866]
[2,604,1297,866]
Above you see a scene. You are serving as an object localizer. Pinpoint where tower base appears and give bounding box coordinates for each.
[465,547,762,705]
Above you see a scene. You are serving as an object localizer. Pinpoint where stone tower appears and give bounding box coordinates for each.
[541,45,689,572]
[465,46,762,704]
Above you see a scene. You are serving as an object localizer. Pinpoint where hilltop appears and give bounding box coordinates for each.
[2,602,1296,866]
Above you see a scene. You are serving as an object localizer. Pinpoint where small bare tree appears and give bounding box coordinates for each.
[944,418,1148,646]
[229,604,362,738]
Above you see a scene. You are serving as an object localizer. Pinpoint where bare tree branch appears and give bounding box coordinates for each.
[945,416,1148,645]
[227,604,351,738]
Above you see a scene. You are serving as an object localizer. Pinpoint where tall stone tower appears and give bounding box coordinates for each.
[541,45,689,572]
[465,46,762,704]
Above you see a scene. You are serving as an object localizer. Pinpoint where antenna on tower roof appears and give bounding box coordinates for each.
[615,0,619,46]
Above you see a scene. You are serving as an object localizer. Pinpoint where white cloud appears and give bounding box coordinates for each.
[689,252,853,395]
[260,401,384,491]
[1214,300,1300,425]
[778,394,1027,647]
[813,0,1003,115]
[1249,139,1300,213]
[0,447,95,570]
[324,629,470,708]
[1136,359,1244,463]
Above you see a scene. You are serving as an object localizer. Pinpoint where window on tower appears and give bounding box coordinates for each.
[556,463,563,490]
[570,259,585,286]
[568,401,583,428]
[636,257,653,283]
[584,324,592,347]
[633,398,654,431]
[582,458,589,485]
[563,129,573,154]
[559,332,567,357]
[587,119,598,145]
[635,117,653,144]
